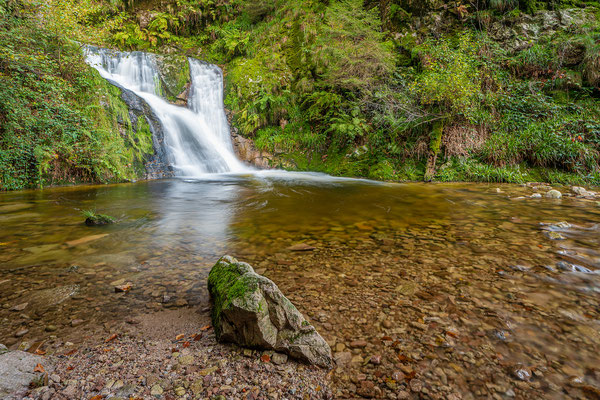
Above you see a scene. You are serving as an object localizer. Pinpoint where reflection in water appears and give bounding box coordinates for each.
[0,178,599,397]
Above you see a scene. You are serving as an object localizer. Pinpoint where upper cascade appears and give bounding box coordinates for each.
[84,46,249,177]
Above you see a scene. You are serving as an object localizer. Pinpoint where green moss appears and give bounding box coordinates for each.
[82,209,116,226]
[208,257,260,337]
[156,54,191,101]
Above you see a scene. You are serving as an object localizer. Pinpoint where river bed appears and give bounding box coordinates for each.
[1,176,599,399]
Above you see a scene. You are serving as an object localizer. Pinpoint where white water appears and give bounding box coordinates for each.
[84,47,248,176]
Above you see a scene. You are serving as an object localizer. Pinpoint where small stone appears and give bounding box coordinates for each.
[410,379,423,392]
[15,329,29,338]
[114,283,132,293]
[150,384,163,396]
[356,380,375,398]
[174,386,186,396]
[513,366,532,381]
[397,391,410,399]
[545,231,566,240]
[334,352,352,366]
[287,243,316,251]
[391,371,405,381]
[382,320,392,329]
[272,353,288,365]
[178,355,194,365]
[49,374,60,383]
[530,193,542,199]
[10,303,28,312]
[45,325,57,332]
[369,354,382,365]
[71,319,84,327]
[0,344,8,355]
[546,190,562,199]
[334,343,346,352]
[349,340,368,348]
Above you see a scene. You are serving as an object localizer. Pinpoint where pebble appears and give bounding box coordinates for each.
[272,353,288,365]
[15,328,29,337]
[150,384,163,396]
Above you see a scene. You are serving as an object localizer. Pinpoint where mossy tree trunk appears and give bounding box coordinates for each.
[424,119,444,181]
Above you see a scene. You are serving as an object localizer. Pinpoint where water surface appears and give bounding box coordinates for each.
[1,177,599,398]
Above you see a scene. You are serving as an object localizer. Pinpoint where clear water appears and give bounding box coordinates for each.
[0,180,599,397]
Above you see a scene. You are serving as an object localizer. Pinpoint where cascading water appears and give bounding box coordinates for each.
[84,47,248,177]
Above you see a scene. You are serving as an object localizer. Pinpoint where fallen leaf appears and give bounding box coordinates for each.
[193,333,202,341]
[445,330,458,338]
[175,334,185,340]
[397,354,408,362]
[260,354,271,363]
[103,347,113,352]
[64,349,77,356]
[200,325,211,331]
[381,336,393,341]
[66,366,74,371]
[34,363,44,373]
[183,341,190,348]
[114,283,132,293]
[405,370,416,380]
[316,385,321,392]
[89,396,103,400]
[105,334,118,343]
[34,349,46,355]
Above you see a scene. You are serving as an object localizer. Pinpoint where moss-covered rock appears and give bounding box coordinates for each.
[207,256,333,368]
[155,53,191,103]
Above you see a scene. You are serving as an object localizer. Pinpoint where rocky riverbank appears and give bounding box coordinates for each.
[8,308,331,400]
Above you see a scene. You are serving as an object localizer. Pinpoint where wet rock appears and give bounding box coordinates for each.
[287,243,316,251]
[0,344,8,355]
[208,256,333,368]
[546,190,562,199]
[10,303,28,312]
[572,186,595,197]
[70,319,84,327]
[512,366,532,381]
[0,350,51,399]
[114,283,133,293]
[14,329,29,338]
[530,193,542,199]
[369,354,382,365]
[545,231,566,240]
[334,352,352,366]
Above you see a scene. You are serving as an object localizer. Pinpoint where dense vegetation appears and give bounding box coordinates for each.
[1,0,600,189]
[0,0,154,190]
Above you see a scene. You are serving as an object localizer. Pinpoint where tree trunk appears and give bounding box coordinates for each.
[424,120,444,181]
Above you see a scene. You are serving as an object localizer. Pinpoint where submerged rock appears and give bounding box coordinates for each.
[207,256,333,368]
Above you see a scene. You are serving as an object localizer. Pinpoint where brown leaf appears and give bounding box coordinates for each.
[175,334,185,341]
[89,396,104,400]
[34,349,46,355]
[397,354,408,362]
[260,354,271,363]
[114,283,132,293]
[34,363,44,373]
[66,366,74,371]
[381,336,393,341]
[193,333,202,341]
[105,334,118,343]
[183,341,190,348]
[405,370,416,380]
[200,325,211,331]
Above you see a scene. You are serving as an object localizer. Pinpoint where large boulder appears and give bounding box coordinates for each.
[207,256,333,368]
[0,349,51,399]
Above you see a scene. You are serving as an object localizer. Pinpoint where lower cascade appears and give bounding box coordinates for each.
[84,46,249,177]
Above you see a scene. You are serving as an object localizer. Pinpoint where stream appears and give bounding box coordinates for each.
[1,177,599,398]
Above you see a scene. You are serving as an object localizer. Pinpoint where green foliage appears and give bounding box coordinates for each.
[0,0,154,190]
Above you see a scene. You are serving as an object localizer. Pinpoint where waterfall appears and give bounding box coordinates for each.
[84,47,249,177]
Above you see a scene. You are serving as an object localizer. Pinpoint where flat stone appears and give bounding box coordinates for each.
[14,329,29,338]
[287,243,316,251]
[65,234,108,247]
[178,355,194,365]
[10,303,28,312]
